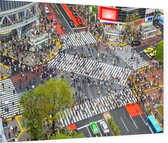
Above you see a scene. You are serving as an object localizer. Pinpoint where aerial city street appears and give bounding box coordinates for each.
[0,0,164,142]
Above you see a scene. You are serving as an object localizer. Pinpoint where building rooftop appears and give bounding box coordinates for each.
[121,7,138,11]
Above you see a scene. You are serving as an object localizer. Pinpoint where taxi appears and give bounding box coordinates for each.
[143,45,154,54]
[149,50,156,57]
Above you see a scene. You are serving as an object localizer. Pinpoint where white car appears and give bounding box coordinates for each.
[99,120,110,135]
[44,7,49,14]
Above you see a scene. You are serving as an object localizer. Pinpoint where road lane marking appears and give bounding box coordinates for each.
[61,4,78,29]
[54,4,74,33]
[138,113,153,133]
[77,119,104,130]
[146,53,152,59]
[120,117,129,132]
[147,124,154,134]
[98,125,103,137]
[129,115,139,129]
[86,126,92,137]
[139,113,147,126]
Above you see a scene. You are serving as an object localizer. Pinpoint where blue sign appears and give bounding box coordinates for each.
[147,17,153,21]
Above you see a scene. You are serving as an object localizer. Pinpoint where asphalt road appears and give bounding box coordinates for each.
[76,114,112,137]
[53,3,73,33]
[75,106,151,137]
[109,107,151,135]
[133,114,152,134]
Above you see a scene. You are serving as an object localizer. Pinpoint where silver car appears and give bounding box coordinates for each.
[99,120,110,135]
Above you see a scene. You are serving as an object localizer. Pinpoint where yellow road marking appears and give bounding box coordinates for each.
[0,76,8,81]
[15,116,23,131]
[17,130,24,139]
[6,118,12,121]
[144,85,163,93]
[0,63,9,69]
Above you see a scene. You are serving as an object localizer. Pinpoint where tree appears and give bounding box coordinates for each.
[156,40,163,64]
[34,78,75,139]
[50,129,85,139]
[20,91,44,140]
[107,117,121,136]
[20,78,75,140]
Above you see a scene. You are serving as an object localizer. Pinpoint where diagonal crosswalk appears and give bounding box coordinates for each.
[58,88,137,127]
[61,31,97,48]
[113,45,149,70]
[48,54,132,86]
[0,78,20,119]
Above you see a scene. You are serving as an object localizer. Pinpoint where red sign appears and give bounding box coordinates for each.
[99,6,118,22]
[66,123,77,131]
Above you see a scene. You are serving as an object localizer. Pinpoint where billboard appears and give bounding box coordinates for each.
[98,6,118,22]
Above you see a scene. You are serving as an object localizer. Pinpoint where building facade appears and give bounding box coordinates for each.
[99,7,158,42]
[0,0,40,39]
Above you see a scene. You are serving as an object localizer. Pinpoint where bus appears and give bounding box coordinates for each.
[147,115,163,133]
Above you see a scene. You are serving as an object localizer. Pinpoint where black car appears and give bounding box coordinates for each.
[67,4,72,10]
[69,20,75,28]
[132,40,141,46]
[73,11,78,17]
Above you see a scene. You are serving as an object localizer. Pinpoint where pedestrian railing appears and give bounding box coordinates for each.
[0,14,39,33]
[0,2,37,17]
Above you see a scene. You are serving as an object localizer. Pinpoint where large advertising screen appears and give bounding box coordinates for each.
[98,6,118,22]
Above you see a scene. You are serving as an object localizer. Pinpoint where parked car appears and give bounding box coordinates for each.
[132,40,141,46]
[89,122,100,136]
[69,20,75,28]
[99,120,110,135]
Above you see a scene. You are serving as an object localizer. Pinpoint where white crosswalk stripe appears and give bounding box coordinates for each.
[113,45,149,70]
[58,88,137,127]
[48,54,132,86]
[0,78,20,118]
[61,31,97,49]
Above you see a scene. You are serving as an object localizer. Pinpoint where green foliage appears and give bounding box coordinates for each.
[156,40,164,64]
[50,130,85,140]
[157,105,163,117]
[20,91,44,140]
[107,117,121,136]
[20,78,75,140]
[34,78,74,120]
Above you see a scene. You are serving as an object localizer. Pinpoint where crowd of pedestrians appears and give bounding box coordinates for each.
[0,4,63,81]
[128,60,163,113]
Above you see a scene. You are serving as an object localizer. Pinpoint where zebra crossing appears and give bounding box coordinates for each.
[113,45,149,70]
[0,78,20,119]
[61,31,97,48]
[58,88,137,127]
[48,54,132,86]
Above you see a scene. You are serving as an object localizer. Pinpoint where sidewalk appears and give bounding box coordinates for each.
[134,35,162,48]
[128,60,163,126]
